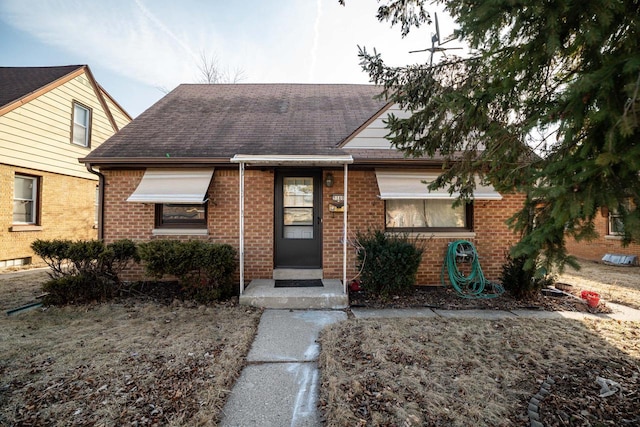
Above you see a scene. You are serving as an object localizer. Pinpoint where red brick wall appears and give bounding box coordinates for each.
[103,167,523,286]
[322,169,524,285]
[102,168,272,281]
[565,212,640,261]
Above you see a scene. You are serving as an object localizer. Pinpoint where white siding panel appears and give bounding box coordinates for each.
[343,104,413,150]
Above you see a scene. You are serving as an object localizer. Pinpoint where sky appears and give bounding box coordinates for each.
[0,0,459,118]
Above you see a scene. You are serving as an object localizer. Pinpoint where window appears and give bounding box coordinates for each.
[72,102,91,147]
[608,199,634,236]
[13,175,38,224]
[155,203,207,228]
[385,199,472,231]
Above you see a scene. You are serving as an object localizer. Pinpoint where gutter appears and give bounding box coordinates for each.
[85,163,105,240]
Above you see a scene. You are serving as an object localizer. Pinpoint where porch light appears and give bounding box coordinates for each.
[325,173,334,188]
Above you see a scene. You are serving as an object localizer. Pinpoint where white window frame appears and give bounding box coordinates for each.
[13,175,38,224]
[608,199,634,236]
[72,102,91,147]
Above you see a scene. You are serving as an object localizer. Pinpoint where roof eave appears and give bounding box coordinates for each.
[80,157,233,168]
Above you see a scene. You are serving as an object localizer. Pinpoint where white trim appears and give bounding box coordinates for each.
[127,168,214,204]
[231,154,353,165]
[151,228,208,236]
[386,231,477,239]
[375,170,502,200]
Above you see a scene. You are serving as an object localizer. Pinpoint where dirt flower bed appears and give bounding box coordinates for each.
[318,317,640,427]
[0,275,262,425]
[349,285,611,313]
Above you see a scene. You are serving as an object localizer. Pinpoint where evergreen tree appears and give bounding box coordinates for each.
[347,0,640,271]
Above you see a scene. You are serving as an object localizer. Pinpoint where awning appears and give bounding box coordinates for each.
[127,168,214,204]
[231,154,353,166]
[375,170,502,200]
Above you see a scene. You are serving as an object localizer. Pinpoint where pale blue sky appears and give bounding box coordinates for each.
[0,0,458,117]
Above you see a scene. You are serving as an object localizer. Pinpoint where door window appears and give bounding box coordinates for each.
[283,177,314,239]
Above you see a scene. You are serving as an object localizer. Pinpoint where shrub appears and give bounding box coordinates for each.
[355,230,424,298]
[138,240,237,303]
[31,239,139,305]
[500,252,555,299]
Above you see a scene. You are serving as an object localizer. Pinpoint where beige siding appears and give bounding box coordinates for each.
[101,89,131,130]
[342,104,412,149]
[0,72,128,179]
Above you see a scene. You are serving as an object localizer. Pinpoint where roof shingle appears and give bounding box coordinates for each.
[0,65,84,108]
[85,84,388,160]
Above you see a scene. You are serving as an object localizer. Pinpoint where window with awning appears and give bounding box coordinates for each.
[127,169,214,204]
[375,170,501,231]
[374,170,502,200]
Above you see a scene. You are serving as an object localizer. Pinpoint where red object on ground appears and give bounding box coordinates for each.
[581,290,600,307]
[350,280,362,292]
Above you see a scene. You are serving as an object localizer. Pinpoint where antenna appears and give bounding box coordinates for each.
[409,13,462,65]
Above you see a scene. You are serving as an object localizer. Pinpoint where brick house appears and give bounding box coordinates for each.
[565,208,640,263]
[0,65,131,269]
[81,84,523,303]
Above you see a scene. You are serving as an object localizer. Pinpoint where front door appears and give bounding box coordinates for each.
[274,170,322,268]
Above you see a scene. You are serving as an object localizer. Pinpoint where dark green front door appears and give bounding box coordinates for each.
[274,170,322,268]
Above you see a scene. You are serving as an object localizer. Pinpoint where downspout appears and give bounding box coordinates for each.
[86,163,104,240]
[239,161,245,294]
[343,163,348,294]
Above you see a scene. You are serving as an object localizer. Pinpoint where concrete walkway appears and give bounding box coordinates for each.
[220,310,346,427]
[220,303,640,426]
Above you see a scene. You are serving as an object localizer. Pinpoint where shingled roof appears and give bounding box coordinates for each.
[84,84,389,162]
[0,65,84,109]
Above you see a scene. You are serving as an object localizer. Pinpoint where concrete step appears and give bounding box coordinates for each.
[239,279,348,309]
[273,269,323,280]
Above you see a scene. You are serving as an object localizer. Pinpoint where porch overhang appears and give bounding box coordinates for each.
[231,154,353,166]
[233,154,352,297]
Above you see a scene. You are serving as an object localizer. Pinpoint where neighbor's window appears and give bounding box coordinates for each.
[385,199,472,231]
[155,203,207,228]
[72,102,91,147]
[13,175,39,224]
[608,199,634,236]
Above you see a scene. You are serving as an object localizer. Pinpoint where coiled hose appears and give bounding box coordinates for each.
[441,240,504,299]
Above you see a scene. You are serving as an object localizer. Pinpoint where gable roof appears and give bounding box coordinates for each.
[0,65,131,130]
[83,84,390,163]
[0,65,83,109]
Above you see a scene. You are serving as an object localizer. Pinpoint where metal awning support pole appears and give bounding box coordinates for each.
[239,162,245,294]
[343,163,348,294]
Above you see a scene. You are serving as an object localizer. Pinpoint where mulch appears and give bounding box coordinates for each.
[349,285,612,313]
[540,357,640,426]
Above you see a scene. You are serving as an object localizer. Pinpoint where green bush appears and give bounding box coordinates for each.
[138,240,237,303]
[356,230,424,298]
[31,239,139,305]
[500,252,555,299]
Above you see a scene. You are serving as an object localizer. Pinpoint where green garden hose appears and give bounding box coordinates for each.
[441,240,504,299]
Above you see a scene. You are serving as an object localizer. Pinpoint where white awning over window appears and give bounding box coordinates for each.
[375,170,502,200]
[127,168,214,204]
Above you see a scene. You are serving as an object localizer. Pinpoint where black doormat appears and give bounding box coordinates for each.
[274,279,324,288]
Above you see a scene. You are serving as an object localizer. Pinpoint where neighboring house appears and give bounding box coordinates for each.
[81,84,523,293]
[565,205,640,263]
[0,65,131,269]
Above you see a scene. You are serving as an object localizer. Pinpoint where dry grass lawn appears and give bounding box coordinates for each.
[0,271,262,426]
[558,259,640,310]
[319,317,640,426]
